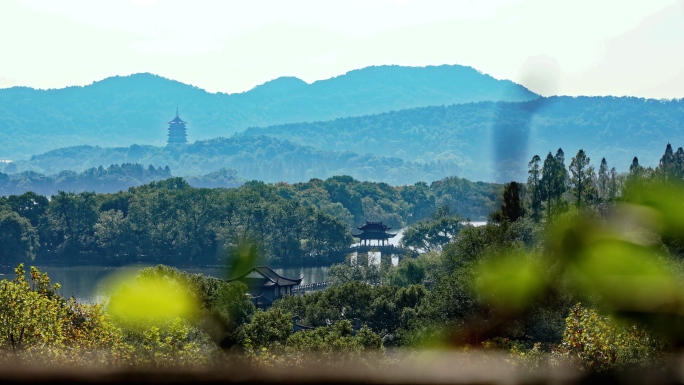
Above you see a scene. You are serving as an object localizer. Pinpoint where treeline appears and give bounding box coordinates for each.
[13,136,460,185]
[0,175,500,267]
[0,163,242,196]
[0,163,171,196]
[522,143,684,221]
[275,175,500,229]
[0,179,351,266]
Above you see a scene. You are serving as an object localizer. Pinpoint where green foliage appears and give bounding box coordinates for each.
[273,281,426,344]
[400,205,463,253]
[0,210,38,264]
[327,254,383,286]
[0,265,126,365]
[475,250,546,312]
[468,174,684,360]
[386,258,426,287]
[240,308,293,351]
[119,317,216,368]
[0,173,503,267]
[285,321,383,358]
[557,304,666,372]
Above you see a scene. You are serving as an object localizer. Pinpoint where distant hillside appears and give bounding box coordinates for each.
[0,164,242,197]
[243,96,684,181]
[0,65,537,159]
[11,136,460,185]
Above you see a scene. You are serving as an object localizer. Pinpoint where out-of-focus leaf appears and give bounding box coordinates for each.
[107,272,199,325]
[570,238,682,313]
[624,182,684,238]
[226,238,260,279]
[475,253,547,312]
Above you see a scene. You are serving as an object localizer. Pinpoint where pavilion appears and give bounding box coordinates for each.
[227,266,302,309]
[352,221,397,246]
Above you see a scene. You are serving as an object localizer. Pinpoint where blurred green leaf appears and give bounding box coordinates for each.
[475,252,547,312]
[570,238,681,313]
[107,273,199,325]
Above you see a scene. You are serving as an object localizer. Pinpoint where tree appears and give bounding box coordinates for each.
[608,167,619,200]
[44,191,99,261]
[492,181,524,223]
[0,211,39,264]
[629,156,643,179]
[327,254,383,286]
[558,304,665,372]
[0,265,126,364]
[239,308,293,351]
[5,192,49,228]
[400,205,463,253]
[527,155,542,222]
[399,182,437,222]
[658,143,676,181]
[569,149,595,209]
[598,158,609,200]
[94,209,134,262]
[540,151,567,219]
[676,147,684,180]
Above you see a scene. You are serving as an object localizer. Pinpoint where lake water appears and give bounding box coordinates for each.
[0,223,484,303]
[0,265,329,304]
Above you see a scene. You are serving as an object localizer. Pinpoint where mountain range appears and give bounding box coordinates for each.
[0,65,537,160]
[2,64,682,185]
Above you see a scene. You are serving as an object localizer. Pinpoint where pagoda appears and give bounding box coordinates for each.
[352,221,397,246]
[167,107,187,145]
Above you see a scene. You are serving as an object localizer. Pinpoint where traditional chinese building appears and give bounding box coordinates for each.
[167,108,187,145]
[352,221,397,246]
[227,266,302,309]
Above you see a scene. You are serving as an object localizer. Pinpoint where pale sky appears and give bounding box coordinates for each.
[1,0,684,98]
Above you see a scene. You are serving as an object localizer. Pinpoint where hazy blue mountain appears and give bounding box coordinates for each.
[242,96,684,181]
[11,135,460,186]
[0,65,538,160]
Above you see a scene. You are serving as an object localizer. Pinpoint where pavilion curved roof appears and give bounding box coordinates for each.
[227,266,303,286]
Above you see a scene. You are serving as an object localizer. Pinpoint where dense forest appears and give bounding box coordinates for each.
[0,175,500,267]
[10,136,461,185]
[0,65,536,159]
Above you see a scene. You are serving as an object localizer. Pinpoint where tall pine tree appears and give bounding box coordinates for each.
[527,155,542,222]
[598,158,609,200]
[569,149,595,209]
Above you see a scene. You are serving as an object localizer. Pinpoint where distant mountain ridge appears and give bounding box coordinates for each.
[241,96,684,181]
[9,95,684,184]
[0,65,538,159]
[12,135,460,186]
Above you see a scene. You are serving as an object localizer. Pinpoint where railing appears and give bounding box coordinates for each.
[292,281,330,293]
[347,245,414,255]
